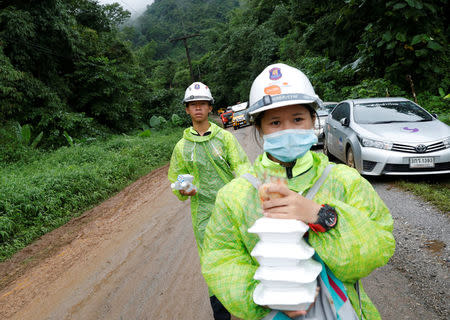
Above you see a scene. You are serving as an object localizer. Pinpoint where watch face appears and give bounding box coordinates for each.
[317,205,337,230]
[325,214,336,227]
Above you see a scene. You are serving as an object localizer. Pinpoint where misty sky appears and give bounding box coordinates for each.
[97,0,154,16]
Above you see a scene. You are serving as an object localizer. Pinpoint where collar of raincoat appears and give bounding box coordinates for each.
[260,151,314,177]
[183,122,220,142]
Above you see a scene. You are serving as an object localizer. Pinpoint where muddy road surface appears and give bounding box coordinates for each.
[0,125,448,319]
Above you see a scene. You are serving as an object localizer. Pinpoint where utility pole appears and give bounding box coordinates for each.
[170,34,201,82]
[406,75,417,103]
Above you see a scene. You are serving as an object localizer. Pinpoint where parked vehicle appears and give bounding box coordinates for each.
[323,97,450,175]
[321,102,338,113]
[232,110,249,130]
[313,102,338,145]
[221,110,234,127]
[231,101,248,112]
[217,108,226,115]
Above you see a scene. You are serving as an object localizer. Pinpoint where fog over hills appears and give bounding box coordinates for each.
[97,0,154,17]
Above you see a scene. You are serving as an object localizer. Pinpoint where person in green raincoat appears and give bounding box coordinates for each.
[168,81,251,320]
[201,64,395,320]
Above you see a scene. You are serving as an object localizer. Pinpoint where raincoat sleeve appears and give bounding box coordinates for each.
[168,140,189,201]
[309,166,395,283]
[223,132,251,177]
[201,185,271,320]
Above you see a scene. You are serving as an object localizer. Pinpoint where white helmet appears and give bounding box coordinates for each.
[247,63,320,121]
[183,82,214,104]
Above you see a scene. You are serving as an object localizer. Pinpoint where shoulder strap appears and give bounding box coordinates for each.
[241,173,261,189]
[304,164,335,200]
[355,280,363,319]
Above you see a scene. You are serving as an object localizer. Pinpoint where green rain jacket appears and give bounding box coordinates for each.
[168,122,251,255]
[201,151,395,320]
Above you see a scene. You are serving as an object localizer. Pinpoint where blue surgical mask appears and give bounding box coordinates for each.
[263,129,318,163]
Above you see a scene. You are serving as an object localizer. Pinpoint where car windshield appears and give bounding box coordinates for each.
[354,101,433,124]
[323,103,337,111]
[317,108,329,116]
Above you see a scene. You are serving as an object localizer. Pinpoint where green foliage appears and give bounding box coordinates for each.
[352,0,449,88]
[291,56,356,102]
[130,0,240,60]
[138,129,152,137]
[16,123,30,145]
[0,122,42,163]
[71,55,144,132]
[2,0,447,149]
[0,1,146,147]
[150,115,168,129]
[343,79,406,99]
[63,131,74,147]
[0,128,184,261]
[416,91,450,117]
[171,113,183,126]
[158,116,167,125]
[13,123,43,148]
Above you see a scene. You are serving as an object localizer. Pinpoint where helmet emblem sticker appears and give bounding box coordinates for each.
[264,85,281,95]
[194,84,200,89]
[402,127,419,133]
[269,67,282,80]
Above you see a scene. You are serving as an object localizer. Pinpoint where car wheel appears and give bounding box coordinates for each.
[346,146,355,169]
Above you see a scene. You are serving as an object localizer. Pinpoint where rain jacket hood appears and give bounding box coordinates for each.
[168,122,251,256]
[201,151,395,320]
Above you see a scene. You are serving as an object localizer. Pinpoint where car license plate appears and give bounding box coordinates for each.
[409,157,434,168]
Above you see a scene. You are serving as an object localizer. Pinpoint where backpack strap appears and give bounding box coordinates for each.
[304,164,335,200]
[241,173,262,190]
[355,280,363,319]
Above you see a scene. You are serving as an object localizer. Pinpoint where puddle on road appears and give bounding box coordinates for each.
[423,239,446,253]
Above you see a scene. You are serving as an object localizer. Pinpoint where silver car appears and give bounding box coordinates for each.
[323,97,450,175]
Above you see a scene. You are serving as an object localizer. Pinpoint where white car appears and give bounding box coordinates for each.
[323,97,450,175]
[314,102,338,145]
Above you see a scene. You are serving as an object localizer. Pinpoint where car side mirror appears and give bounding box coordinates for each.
[432,113,438,119]
[340,117,349,127]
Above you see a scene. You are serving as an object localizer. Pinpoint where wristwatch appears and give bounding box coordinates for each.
[308,204,338,233]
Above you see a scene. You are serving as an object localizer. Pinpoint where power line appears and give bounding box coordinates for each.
[26,41,68,59]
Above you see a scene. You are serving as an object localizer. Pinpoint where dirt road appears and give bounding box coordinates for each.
[0,125,447,319]
[0,164,212,319]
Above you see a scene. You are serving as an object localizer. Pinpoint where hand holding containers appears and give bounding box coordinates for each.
[171,174,197,193]
[249,217,322,311]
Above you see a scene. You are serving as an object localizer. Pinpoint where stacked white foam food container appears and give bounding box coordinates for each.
[249,217,322,311]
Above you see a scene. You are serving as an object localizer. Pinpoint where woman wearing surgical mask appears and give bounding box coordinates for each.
[201,63,395,320]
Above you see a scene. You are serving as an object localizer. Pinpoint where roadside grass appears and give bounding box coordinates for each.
[394,176,450,214]
[0,127,184,261]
